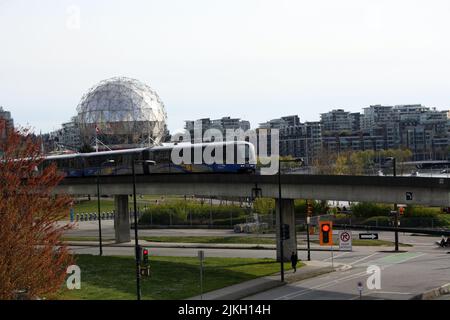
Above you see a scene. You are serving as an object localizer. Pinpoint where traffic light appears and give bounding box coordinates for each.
[307,201,313,216]
[140,247,151,277]
[142,247,149,266]
[399,207,405,215]
[319,221,333,246]
[281,224,290,240]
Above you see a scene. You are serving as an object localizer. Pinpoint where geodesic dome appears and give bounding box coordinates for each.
[76,77,167,149]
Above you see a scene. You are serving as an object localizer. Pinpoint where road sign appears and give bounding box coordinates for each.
[339,231,352,251]
[406,192,413,201]
[359,233,379,240]
[357,281,363,291]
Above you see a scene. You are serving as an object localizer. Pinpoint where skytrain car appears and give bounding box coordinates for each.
[41,141,257,177]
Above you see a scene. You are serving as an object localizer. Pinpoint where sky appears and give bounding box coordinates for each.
[1,0,450,134]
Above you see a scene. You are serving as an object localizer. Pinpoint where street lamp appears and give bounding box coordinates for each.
[278,157,304,282]
[96,159,115,256]
[386,157,399,251]
[132,159,156,300]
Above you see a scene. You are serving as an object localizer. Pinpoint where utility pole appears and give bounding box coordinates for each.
[392,157,399,252]
[278,157,285,282]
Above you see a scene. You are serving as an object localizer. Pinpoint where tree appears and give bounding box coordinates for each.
[0,125,73,300]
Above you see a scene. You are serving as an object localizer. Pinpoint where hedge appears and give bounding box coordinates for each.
[138,201,248,225]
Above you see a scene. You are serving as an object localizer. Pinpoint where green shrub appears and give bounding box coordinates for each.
[294,200,328,217]
[351,202,391,218]
[138,201,248,225]
[362,216,392,226]
[253,198,275,215]
[403,205,440,218]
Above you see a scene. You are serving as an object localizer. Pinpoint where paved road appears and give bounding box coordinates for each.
[64,221,442,245]
[244,249,450,300]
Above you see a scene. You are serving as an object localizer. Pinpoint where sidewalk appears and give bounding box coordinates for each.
[187,260,345,300]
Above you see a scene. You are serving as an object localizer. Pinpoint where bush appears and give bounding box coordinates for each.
[403,205,440,218]
[138,201,248,225]
[362,216,392,226]
[351,202,391,218]
[294,200,328,218]
[253,198,275,215]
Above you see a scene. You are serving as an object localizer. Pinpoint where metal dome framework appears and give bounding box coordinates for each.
[76,77,167,150]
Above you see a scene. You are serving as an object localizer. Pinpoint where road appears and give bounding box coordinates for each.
[64,220,441,244]
[244,247,450,300]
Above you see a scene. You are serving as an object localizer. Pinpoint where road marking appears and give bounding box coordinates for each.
[361,252,426,267]
[349,291,413,300]
[276,252,427,300]
[276,270,368,300]
[348,253,380,266]
[322,252,349,261]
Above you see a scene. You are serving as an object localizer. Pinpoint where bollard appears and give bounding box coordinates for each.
[76,214,79,221]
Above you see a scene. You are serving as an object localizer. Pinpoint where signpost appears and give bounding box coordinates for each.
[198,250,204,300]
[357,281,363,300]
[339,231,352,251]
[359,233,379,240]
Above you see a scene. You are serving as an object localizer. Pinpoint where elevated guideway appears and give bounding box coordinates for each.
[56,174,450,207]
[56,174,450,259]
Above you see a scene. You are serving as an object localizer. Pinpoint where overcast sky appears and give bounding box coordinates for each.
[1,0,450,133]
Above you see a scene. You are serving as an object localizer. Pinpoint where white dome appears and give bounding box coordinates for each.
[76,77,167,149]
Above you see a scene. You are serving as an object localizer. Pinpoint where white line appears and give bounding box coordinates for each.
[276,270,368,300]
[322,252,349,261]
[348,253,380,266]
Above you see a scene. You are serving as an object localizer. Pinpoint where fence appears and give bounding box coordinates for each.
[74,211,115,222]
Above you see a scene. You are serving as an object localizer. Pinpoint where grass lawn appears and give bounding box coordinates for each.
[62,235,412,247]
[53,255,295,300]
[141,236,276,245]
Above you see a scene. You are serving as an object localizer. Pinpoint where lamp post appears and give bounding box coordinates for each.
[132,159,156,300]
[96,159,115,256]
[386,157,399,252]
[278,157,304,282]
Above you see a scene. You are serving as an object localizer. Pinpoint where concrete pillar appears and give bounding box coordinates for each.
[114,195,131,243]
[275,198,297,262]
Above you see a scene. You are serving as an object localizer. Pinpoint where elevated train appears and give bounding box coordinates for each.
[41,141,257,177]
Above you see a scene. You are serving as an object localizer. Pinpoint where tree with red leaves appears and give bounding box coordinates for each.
[0,124,73,300]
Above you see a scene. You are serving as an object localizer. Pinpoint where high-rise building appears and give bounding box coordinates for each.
[0,106,14,142]
[184,117,251,142]
[321,109,357,135]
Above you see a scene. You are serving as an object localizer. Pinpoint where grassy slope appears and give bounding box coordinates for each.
[54,255,295,300]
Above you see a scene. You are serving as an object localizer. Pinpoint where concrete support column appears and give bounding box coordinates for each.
[114,195,131,243]
[275,198,297,262]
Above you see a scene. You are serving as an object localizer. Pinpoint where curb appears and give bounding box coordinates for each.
[65,241,351,252]
[188,265,337,300]
[410,283,450,300]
